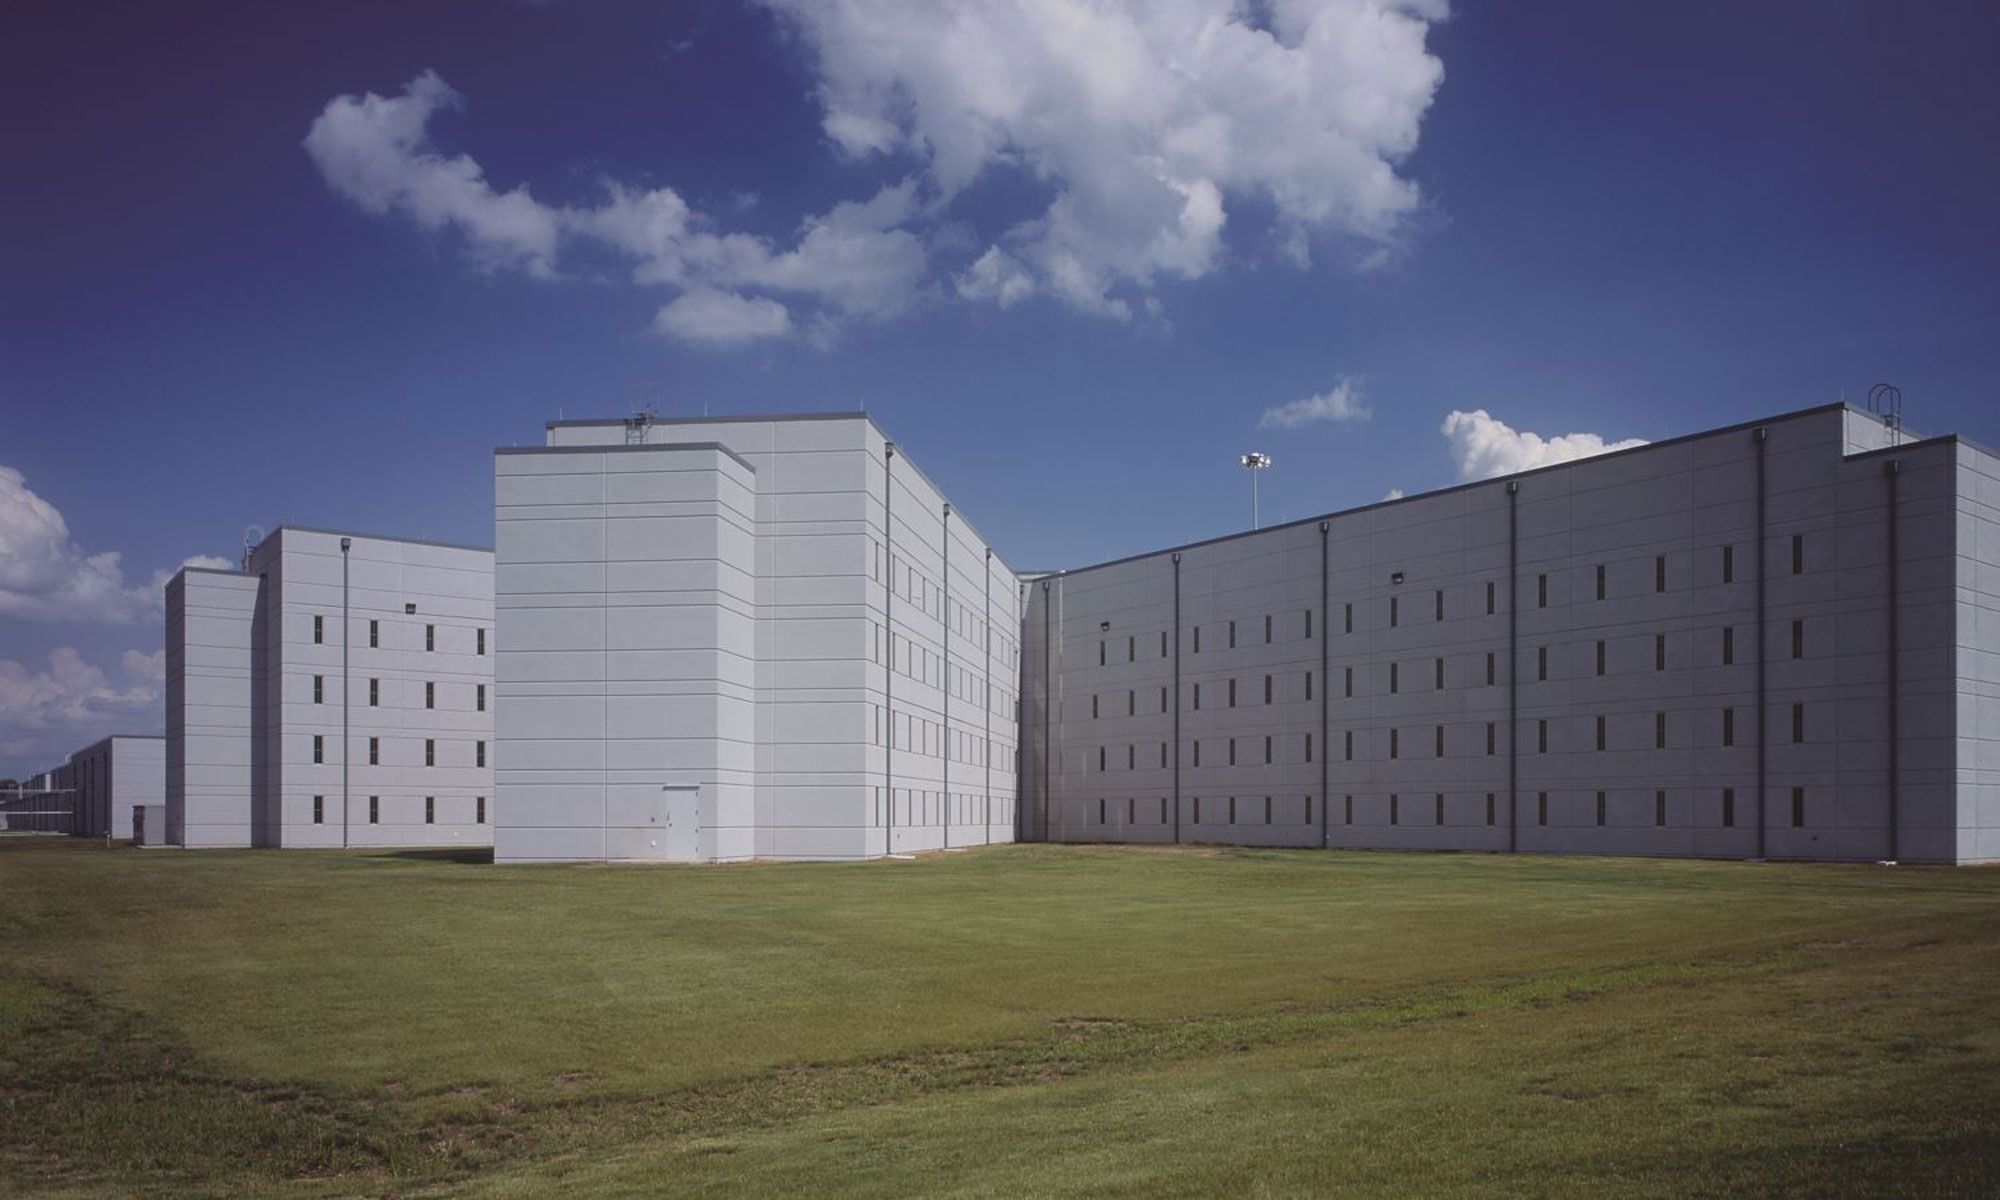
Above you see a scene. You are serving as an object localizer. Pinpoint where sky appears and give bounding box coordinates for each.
[2,0,1997,779]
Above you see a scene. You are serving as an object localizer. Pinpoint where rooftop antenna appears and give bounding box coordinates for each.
[1866,382,1904,447]
[241,525,265,572]
[1240,452,1272,529]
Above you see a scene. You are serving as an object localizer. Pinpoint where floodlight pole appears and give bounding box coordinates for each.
[341,536,351,850]
[1240,452,1272,529]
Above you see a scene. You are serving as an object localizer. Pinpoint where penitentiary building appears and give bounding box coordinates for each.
[1019,403,2000,866]
[492,412,1023,862]
[165,527,495,848]
[67,735,164,841]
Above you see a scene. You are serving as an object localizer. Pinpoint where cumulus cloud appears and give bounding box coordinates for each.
[653,288,793,346]
[1440,410,1649,480]
[0,467,223,625]
[764,0,1446,314]
[306,4,1447,340]
[0,647,163,775]
[1259,379,1372,428]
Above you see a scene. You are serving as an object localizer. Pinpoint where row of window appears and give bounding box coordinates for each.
[310,794,487,825]
[310,736,488,768]
[875,623,1015,717]
[312,676,487,711]
[1086,536,1815,667]
[874,538,1021,673]
[312,616,488,655]
[1078,785,1816,830]
[873,706,1015,766]
[870,787,1018,828]
[1091,702,1819,771]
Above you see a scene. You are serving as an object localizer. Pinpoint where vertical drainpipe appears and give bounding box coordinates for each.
[1319,522,1330,850]
[942,503,952,851]
[1506,481,1519,853]
[1041,578,1052,842]
[1885,458,1901,862]
[1172,552,1183,846]
[340,536,351,850]
[984,547,993,845]
[1754,426,1768,860]
[884,442,896,855]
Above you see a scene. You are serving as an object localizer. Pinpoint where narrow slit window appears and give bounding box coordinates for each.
[1792,534,1804,574]
[425,797,435,825]
[1486,722,1496,756]
[1229,620,1237,649]
[1655,555,1667,592]
[425,681,435,710]
[1655,789,1667,826]
[1792,702,1805,743]
[369,678,379,706]
[312,735,324,764]
[313,675,324,704]
[1435,589,1444,622]
[313,795,324,824]
[1538,719,1548,754]
[1596,564,1606,601]
[1390,794,1399,825]
[1656,711,1667,749]
[425,739,436,767]
[1390,596,1399,627]
[1390,662,1399,694]
[1722,626,1735,666]
[369,737,379,765]
[1722,788,1736,827]
[1435,793,1445,825]
[1792,619,1804,660]
[1486,793,1495,825]
[1538,574,1548,608]
[1435,657,1445,690]
[313,615,324,645]
[369,796,379,824]
[1264,674,1273,704]
[1596,791,1606,826]
[1722,708,1735,747]
[1596,715,1607,751]
[1486,580,1496,615]
[1538,792,1548,826]
[1655,634,1666,671]
[426,624,435,652]
[1265,614,1273,644]
[1791,786,1805,828]
[1434,725,1445,757]
[1538,646,1548,682]
[369,620,379,648]
[1345,667,1354,698]
[477,796,486,824]
[1722,544,1734,583]
[1596,640,1606,676]
[1344,602,1353,634]
[1390,729,1400,759]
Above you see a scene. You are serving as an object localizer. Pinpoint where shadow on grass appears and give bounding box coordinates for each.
[383,847,494,866]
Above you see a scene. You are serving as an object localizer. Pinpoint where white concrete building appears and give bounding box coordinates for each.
[166,527,495,848]
[1020,404,2000,865]
[493,413,1022,862]
[67,735,164,840]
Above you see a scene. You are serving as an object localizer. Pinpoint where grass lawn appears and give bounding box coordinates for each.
[2,838,1997,1197]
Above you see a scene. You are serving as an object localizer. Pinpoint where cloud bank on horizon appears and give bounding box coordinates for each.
[303,0,1449,346]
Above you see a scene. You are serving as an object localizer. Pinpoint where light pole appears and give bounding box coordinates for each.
[1240,452,1272,529]
[340,536,351,849]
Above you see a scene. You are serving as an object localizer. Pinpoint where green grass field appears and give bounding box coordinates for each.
[2,838,1997,1198]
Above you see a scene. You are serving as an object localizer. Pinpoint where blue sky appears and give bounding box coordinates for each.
[2,0,1996,778]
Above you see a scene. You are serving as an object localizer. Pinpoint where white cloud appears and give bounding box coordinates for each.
[307,4,1448,339]
[653,288,794,346]
[1259,379,1372,428]
[763,0,1447,314]
[1440,410,1649,480]
[0,647,162,773]
[0,467,223,625]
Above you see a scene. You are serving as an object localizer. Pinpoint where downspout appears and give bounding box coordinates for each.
[884,442,896,855]
[1506,481,1519,853]
[340,536,351,850]
[1172,552,1183,846]
[1041,578,1052,842]
[1319,521,1330,850]
[1886,458,1901,862]
[984,547,993,845]
[942,503,951,850]
[1755,426,1768,860]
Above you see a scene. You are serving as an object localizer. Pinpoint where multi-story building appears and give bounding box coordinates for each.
[165,527,495,848]
[67,735,164,840]
[493,412,1022,862]
[1020,403,2000,865]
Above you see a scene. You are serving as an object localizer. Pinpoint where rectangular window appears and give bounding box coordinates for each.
[369,796,380,824]
[1161,687,1168,712]
[1305,609,1314,639]
[1098,746,1106,771]
[1229,620,1237,648]
[369,737,379,765]
[1722,708,1735,747]
[368,619,379,648]
[477,628,486,655]
[1434,657,1445,690]
[1792,786,1805,828]
[425,796,435,825]
[1390,596,1399,627]
[1265,614,1273,644]
[1344,602,1353,634]
[1596,715,1606,751]
[1229,739,1237,766]
[1305,734,1314,763]
[1345,795,1354,824]
[1655,555,1667,592]
[1538,792,1549,826]
[476,741,486,768]
[1434,725,1445,757]
[1390,662,1399,693]
[312,735,324,764]
[1596,564,1606,601]
[1722,544,1734,584]
[1722,788,1736,827]
[1193,683,1201,711]
[1538,646,1548,681]
[1390,794,1399,825]
[1486,580,1495,615]
[313,615,324,645]
[313,674,324,704]
[1161,631,1169,658]
[1596,640,1606,676]
[1161,743,1168,768]
[1127,745,1135,769]
[1264,736,1273,764]
[1263,675,1272,704]
[1722,626,1735,666]
[1390,729,1399,759]
[1538,574,1548,608]
[1792,702,1804,743]
[1435,793,1445,825]
[369,677,379,706]
[1486,793,1495,825]
[1792,534,1804,575]
[1792,619,1804,659]
[476,684,486,713]
[1596,791,1607,826]
[425,739,435,767]
[425,681,435,710]
[1129,691,1136,716]
[476,796,486,824]
[1486,652,1496,686]
[1345,730,1354,761]
[1656,789,1667,827]
[1486,722,1496,756]
[1538,719,1548,754]
[1099,640,1106,666]
[1656,711,1667,749]
[1194,627,1201,653]
[426,624,435,652]
[1435,589,1444,622]
[1655,634,1666,672]
[313,795,324,824]
[1194,742,1201,767]
[1226,678,1236,708]
[1345,667,1354,698]
[1093,695,1100,719]
[1305,672,1314,701]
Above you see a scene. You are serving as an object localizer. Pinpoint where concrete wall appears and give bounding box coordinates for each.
[501,413,1022,862]
[68,735,164,840]
[167,568,259,846]
[1022,405,1988,864]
